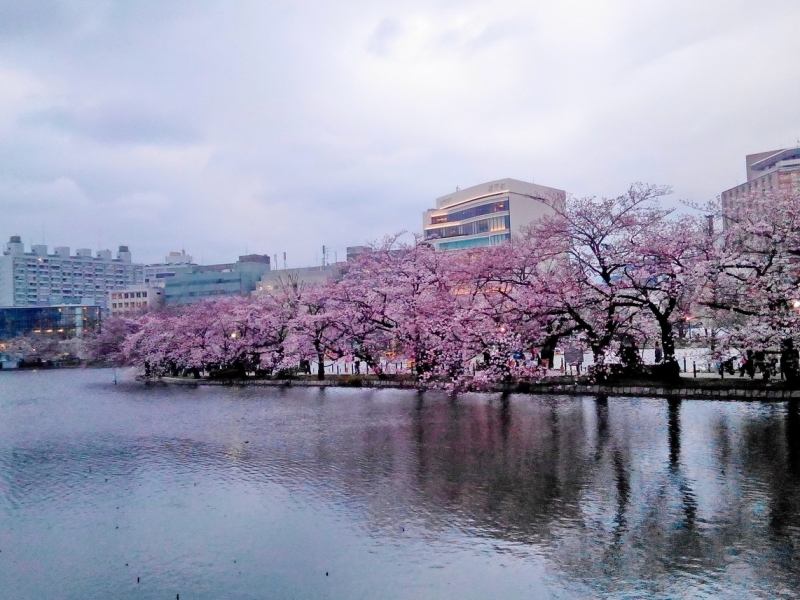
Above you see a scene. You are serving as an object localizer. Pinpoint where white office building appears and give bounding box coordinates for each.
[0,236,142,309]
[142,250,195,286]
[721,147,800,210]
[422,178,566,251]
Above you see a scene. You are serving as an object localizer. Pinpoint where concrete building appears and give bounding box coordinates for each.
[0,303,102,341]
[721,147,800,212]
[422,178,566,251]
[0,237,142,309]
[109,284,165,316]
[143,250,196,286]
[165,254,271,305]
[346,246,369,262]
[253,264,345,297]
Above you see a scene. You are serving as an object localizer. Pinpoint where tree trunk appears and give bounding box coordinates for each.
[657,317,681,381]
[660,319,676,364]
[316,351,325,380]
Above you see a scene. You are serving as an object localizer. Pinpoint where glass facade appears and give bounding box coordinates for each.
[430,200,508,225]
[425,215,510,241]
[437,233,511,251]
[0,306,102,340]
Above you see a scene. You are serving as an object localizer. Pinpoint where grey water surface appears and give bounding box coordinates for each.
[1,369,799,599]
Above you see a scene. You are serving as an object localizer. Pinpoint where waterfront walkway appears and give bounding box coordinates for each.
[158,374,800,401]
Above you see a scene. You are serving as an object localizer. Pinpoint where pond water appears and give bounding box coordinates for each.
[1,369,799,599]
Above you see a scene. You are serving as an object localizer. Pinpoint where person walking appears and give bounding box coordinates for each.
[739,350,755,379]
[654,344,663,364]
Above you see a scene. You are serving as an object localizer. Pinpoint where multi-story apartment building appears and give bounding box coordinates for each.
[721,147,800,212]
[165,254,271,305]
[0,237,142,309]
[422,178,566,251]
[109,284,165,316]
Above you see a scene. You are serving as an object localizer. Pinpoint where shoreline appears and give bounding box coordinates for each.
[156,375,800,400]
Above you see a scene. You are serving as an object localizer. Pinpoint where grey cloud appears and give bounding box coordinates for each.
[0,0,81,37]
[368,18,402,56]
[0,0,799,266]
[435,19,523,55]
[22,104,203,146]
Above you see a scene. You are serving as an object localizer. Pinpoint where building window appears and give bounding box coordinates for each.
[425,215,510,240]
[430,200,508,225]
[438,233,511,251]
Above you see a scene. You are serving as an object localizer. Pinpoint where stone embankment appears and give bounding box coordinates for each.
[157,375,800,400]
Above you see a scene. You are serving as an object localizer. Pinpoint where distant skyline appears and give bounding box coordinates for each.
[1,0,799,266]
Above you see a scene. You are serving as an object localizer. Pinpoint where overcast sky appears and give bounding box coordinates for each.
[1,0,799,266]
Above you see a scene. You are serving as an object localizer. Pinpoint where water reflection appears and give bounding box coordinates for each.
[1,371,799,598]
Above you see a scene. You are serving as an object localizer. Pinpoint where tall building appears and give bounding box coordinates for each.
[0,237,141,309]
[721,147,800,212]
[422,178,566,251]
[165,254,271,305]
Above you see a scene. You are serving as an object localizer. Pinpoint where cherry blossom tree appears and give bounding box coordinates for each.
[528,183,672,374]
[103,181,788,387]
[85,315,142,365]
[280,279,346,380]
[617,214,706,378]
[699,190,800,379]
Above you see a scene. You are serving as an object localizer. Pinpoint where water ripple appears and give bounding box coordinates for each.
[0,370,799,599]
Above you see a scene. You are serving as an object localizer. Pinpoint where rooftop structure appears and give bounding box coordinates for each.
[0,237,141,309]
[346,246,369,262]
[422,178,566,251]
